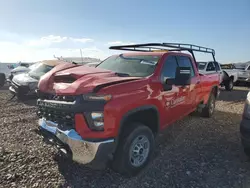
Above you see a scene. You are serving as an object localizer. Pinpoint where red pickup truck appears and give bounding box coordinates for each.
[37,43,220,176]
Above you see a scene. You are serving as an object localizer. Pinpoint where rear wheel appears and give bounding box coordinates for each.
[112,123,155,177]
[225,78,233,91]
[200,93,215,118]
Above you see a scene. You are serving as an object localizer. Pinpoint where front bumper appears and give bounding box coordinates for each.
[9,81,34,96]
[237,77,250,83]
[39,118,115,169]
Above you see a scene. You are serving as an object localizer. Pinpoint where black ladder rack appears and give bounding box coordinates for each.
[109,43,216,63]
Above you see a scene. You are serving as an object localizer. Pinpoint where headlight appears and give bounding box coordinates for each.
[83,94,112,102]
[85,112,104,131]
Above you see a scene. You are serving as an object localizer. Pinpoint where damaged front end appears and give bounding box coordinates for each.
[36,92,115,169]
[9,74,38,99]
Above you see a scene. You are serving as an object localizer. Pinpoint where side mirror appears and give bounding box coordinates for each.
[175,67,191,86]
[163,78,174,91]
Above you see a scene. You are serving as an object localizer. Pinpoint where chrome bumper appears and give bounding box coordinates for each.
[39,119,115,169]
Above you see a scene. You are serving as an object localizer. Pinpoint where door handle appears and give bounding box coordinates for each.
[196,80,200,84]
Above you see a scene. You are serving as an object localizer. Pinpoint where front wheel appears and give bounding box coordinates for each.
[112,123,155,177]
[225,79,233,91]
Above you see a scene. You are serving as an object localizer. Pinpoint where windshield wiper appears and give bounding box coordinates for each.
[115,72,130,77]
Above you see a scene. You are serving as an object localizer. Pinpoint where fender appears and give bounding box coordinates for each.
[204,85,219,104]
[114,105,160,149]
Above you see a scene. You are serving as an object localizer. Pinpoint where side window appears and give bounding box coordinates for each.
[213,62,221,71]
[206,62,216,71]
[177,56,195,77]
[247,66,250,70]
[161,56,178,80]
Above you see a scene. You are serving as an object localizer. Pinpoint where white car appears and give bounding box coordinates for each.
[198,61,237,91]
[235,63,250,84]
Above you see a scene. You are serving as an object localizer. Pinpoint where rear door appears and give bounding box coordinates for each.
[176,56,201,112]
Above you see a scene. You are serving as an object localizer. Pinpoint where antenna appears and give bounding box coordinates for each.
[80,49,84,64]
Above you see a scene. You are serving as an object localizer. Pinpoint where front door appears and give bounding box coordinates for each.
[160,55,188,127]
[176,56,200,113]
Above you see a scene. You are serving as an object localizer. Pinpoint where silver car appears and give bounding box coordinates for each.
[9,60,60,99]
[236,64,250,83]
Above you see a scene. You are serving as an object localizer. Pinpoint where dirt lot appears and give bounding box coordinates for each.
[1,86,250,188]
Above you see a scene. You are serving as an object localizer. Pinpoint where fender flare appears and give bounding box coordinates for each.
[210,85,219,99]
[203,85,219,104]
[114,105,160,149]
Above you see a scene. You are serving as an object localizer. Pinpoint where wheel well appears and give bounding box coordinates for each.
[119,108,159,137]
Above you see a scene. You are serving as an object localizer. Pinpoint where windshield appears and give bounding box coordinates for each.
[198,62,207,70]
[96,54,160,77]
[28,62,54,80]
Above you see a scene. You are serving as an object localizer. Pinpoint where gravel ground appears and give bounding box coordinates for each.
[1,86,250,188]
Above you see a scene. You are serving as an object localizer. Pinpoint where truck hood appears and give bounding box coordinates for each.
[39,65,141,95]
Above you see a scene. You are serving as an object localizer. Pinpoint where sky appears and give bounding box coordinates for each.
[0,0,249,63]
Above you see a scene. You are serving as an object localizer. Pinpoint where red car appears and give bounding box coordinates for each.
[37,43,220,176]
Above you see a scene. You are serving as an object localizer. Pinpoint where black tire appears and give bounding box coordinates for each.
[244,148,250,158]
[0,73,6,87]
[112,123,155,177]
[200,93,216,118]
[225,78,233,91]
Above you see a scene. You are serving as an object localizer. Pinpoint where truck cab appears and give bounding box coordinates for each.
[37,43,220,176]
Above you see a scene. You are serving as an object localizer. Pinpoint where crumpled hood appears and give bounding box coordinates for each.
[12,73,38,85]
[39,65,140,95]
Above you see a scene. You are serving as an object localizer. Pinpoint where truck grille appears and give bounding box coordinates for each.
[38,107,75,130]
[38,92,78,102]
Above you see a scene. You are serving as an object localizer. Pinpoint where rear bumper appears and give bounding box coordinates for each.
[39,118,115,169]
[240,117,250,148]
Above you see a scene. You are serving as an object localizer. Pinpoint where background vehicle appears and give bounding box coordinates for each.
[37,43,220,176]
[198,61,236,91]
[0,62,34,87]
[85,62,100,67]
[9,60,62,99]
[234,63,250,84]
[8,62,37,81]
